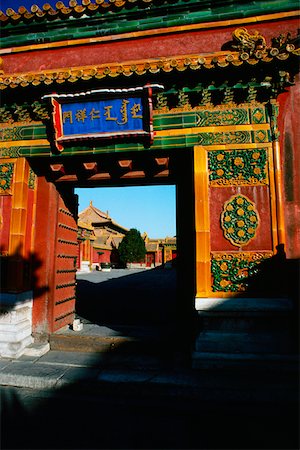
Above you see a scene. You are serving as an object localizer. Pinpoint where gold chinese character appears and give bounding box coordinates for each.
[89,108,100,120]
[75,108,87,123]
[62,111,73,124]
[104,106,117,121]
[117,99,129,125]
[131,103,143,119]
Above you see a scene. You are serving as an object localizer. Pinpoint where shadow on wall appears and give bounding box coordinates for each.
[244,245,299,353]
[0,244,49,303]
[244,244,299,300]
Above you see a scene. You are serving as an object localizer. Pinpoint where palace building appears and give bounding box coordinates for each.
[77,201,176,270]
[0,1,299,362]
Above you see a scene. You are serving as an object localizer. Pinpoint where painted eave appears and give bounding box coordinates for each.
[1,45,299,91]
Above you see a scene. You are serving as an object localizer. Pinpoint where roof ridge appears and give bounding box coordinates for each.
[0,0,159,24]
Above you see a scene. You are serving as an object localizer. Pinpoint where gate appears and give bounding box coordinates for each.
[51,191,78,332]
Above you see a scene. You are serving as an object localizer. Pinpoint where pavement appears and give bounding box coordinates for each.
[1,345,299,450]
[1,269,299,449]
[0,345,298,399]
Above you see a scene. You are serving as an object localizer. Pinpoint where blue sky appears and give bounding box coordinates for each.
[1,1,59,10]
[75,185,176,239]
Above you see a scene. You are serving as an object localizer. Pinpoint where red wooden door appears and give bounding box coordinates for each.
[146,253,154,267]
[52,191,78,332]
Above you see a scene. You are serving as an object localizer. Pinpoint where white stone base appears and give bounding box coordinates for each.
[0,291,34,358]
[195,296,293,313]
[23,342,50,357]
[80,261,90,272]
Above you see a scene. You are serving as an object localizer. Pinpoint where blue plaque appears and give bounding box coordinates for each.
[43,85,161,152]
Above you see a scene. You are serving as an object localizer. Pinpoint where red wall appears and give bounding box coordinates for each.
[2,18,299,74]
[24,189,35,258]
[0,196,12,255]
[210,186,273,252]
[278,77,300,258]
[93,247,111,264]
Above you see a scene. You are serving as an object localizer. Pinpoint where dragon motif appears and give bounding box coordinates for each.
[230,28,266,57]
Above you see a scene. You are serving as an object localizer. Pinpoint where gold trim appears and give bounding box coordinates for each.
[273,139,286,245]
[155,124,270,137]
[9,157,29,296]
[194,145,211,297]
[0,139,49,148]
[267,146,279,251]
[200,143,272,150]
[0,11,298,55]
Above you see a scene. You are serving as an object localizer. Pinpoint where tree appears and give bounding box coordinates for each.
[118,228,146,265]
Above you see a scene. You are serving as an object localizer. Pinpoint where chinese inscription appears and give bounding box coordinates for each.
[61,98,144,138]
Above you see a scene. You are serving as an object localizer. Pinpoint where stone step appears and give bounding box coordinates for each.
[49,332,179,370]
[50,333,138,353]
[192,351,299,371]
[195,330,295,354]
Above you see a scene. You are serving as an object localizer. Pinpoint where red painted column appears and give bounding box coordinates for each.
[32,176,59,337]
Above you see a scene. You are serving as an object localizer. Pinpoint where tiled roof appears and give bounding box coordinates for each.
[0,0,161,24]
[1,29,299,90]
[146,243,158,252]
[79,202,128,235]
[78,220,93,230]
[78,203,110,225]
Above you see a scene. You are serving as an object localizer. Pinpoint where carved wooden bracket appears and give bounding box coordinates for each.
[50,164,65,175]
[82,162,98,175]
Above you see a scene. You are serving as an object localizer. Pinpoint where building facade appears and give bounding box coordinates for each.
[0,1,299,359]
[77,202,176,270]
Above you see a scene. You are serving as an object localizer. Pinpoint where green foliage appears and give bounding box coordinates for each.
[118,228,146,264]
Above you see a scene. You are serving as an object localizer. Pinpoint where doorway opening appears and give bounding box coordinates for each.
[74,185,177,345]
[32,148,196,362]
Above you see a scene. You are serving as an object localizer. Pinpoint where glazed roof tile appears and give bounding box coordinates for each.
[0,0,164,24]
[79,203,110,224]
[0,33,299,91]
[146,243,158,252]
[79,203,128,234]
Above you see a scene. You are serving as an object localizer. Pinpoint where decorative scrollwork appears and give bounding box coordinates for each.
[228,27,266,57]
[0,108,13,124]
[197,107,249,126]
[177,89,191,109]
[154,92,169,111]
[211,251,273,292]
[221,194,260,246]
[0,147,20,158]
[209,148,268,186]
[13,104,32,123]
[198,131,251,146]
[0,163,14,194]
[28,168,36,189]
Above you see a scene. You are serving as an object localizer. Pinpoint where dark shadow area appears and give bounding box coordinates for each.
[194,245,299,366]
[74,266,179,365]
[76,266,176,327]
[1,375,299,450]
[0,244,49,305]
[245,244,299,300]
[0,247,299,450]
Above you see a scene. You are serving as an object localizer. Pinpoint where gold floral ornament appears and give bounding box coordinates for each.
[0,163,14,194]
[221,194,259,246]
